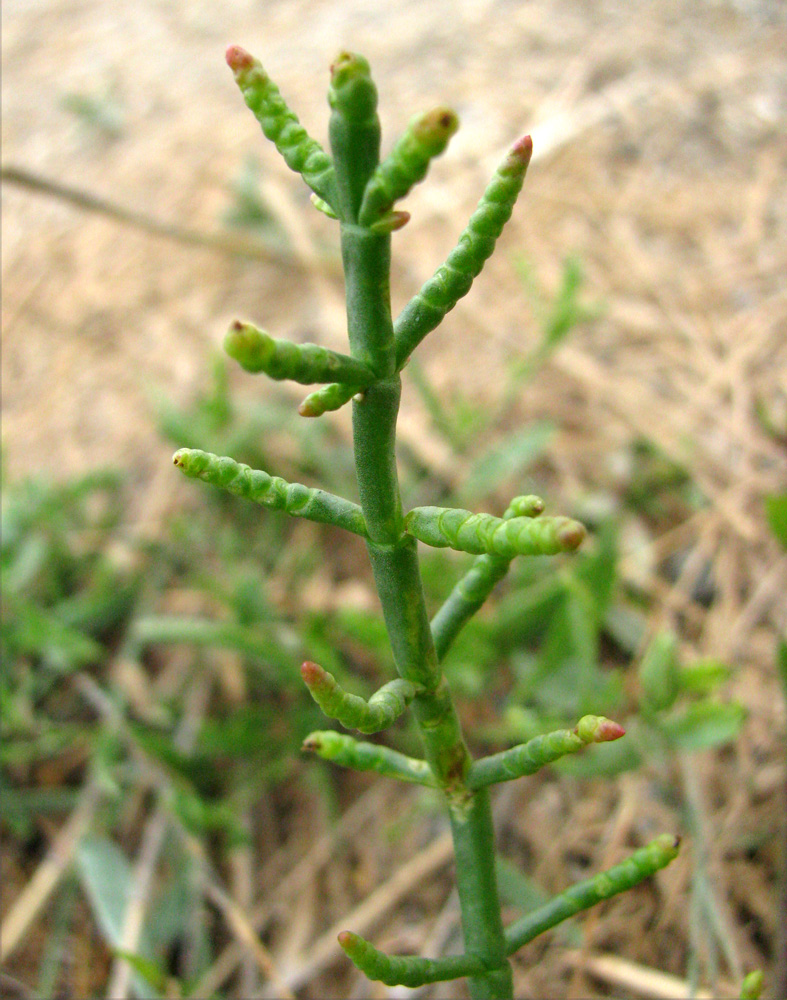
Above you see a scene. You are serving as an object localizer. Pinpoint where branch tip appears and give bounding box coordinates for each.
[225,45,254,73]
[575,715,626,744]
[557,520,586,550]
[300,659,326,686]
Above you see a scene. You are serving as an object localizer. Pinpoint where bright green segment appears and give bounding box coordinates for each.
[224,320,374,385]
[301,661,421,734]
[302,731,436,786]
[328,51,381,222]
[405,506,585,558]
[358,107,459,226]
[504,834,680,955]
[226,46,338,209]
[338,931,485,987]
[394,135,533,368]
[172,449,368,537]
[467,715,622,789]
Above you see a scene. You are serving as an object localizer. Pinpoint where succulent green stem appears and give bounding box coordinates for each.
[303,731,436,786]
[300,661,421,733]
[431,494,544,660]
[224,320,375,385]
[504,835,680,954]
[172,448,368,537]
[467,716,626,790]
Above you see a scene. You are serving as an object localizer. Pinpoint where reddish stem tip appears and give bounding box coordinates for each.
[225,45,254,72]
[558,521,586,550]
[596,719,626,742]
[337,931,355,950]
[300,660,324,685]
[229,318,244,331]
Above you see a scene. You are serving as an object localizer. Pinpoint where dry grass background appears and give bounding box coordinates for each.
[2,0,786,997]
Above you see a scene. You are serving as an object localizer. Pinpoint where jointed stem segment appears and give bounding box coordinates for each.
[173,48,682,999]
[303,730,436,786]
[467,715,626,790]
[172,448,368,537]
[300,660,422,734]
[337,835,680,988]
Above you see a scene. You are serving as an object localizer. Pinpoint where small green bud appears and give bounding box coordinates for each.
[575,715,627,744]
[329,51,378,121]
[298,381,360,417]
[310,193,339,219]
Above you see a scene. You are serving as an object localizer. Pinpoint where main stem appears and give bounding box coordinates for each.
[342,224,513,999]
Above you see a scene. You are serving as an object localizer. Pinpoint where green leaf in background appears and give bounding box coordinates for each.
[659,700,746,752]
[460,421,555,503]
[678,658,731,694]
[764,492,787,549]
[638,632,680,713]
[76,836,160,999]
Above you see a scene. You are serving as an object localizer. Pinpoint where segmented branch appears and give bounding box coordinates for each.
[394,135,533,368]
[358,108,459,227]
[431,494,544,660]
[338,931,486,987]
[298,381,361,417]
[405,505,585,559]
[504,835,681,955]
[300,661,421,733]
[224,320,375,385]
[328,51,381,221]
[302,731,436,786]
[172,448,368,537]
[467,715,626,790]
[226,45,338,209]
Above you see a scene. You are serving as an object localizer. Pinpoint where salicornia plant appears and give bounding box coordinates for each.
[173,46,680,999]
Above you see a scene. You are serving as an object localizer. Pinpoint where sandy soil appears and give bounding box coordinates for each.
[2,1,786,997]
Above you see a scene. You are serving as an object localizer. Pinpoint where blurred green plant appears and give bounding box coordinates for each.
[168,44,683,998]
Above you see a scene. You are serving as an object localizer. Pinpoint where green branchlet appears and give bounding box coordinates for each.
[328,51,381,222]
[298,381,361,417]
[394,134,533,368]
[358,107,459,226]
[224,320,374,385]
[337,834,679,987]
[468,715,626,790]
[175,48,683,999]
[226,45,338,209]
[302,730,436,786]
[300,660,422,734]
[338,931,485,987]
[405,505,585,558]
[504,834,681,954]
[172,448,368,537]
[431,494,545,660]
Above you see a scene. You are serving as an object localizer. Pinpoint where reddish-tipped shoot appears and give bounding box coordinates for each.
[225,44,255,73]
[575,715,626,744]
